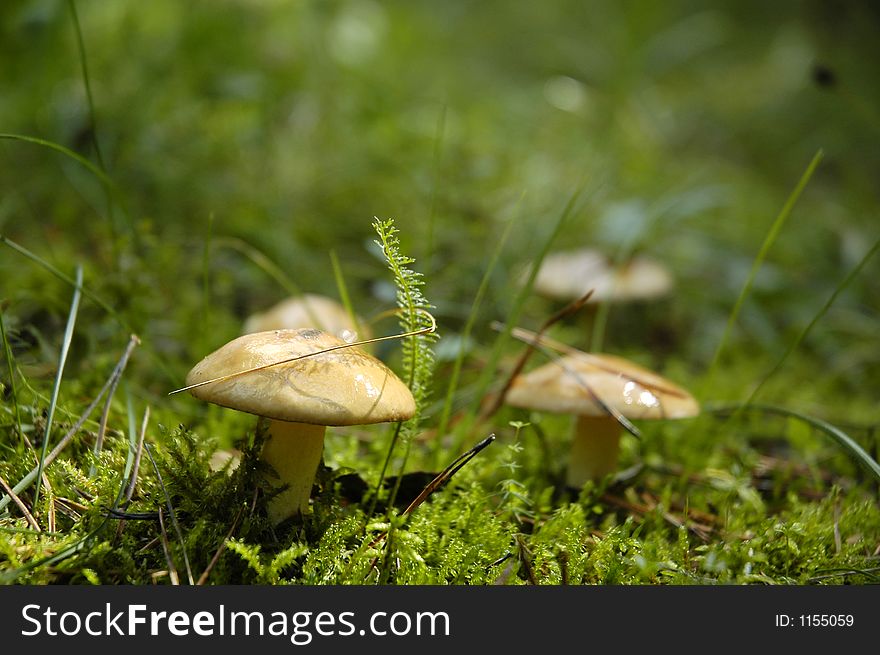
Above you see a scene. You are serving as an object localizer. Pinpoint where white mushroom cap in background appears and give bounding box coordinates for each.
[505,351,699,420]
[530,248,674,303]
[186,328,415,426]
[243,293,367,343]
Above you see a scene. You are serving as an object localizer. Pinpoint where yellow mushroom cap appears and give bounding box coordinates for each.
[506,352,699,420]
[531,248,673,303]
[186,328,415,426]
[243,294,367,343]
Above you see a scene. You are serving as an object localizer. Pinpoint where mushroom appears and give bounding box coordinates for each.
[185,328,415,523]
[243,293,369,344]
[505,350,698,487]
[209,448,241,474]
[530,248,673,304]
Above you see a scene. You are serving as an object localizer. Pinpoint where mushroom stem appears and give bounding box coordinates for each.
[566,415,622,487]
[261,420,326,523]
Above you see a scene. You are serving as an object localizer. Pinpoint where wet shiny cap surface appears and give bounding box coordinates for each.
[506,351,699,420]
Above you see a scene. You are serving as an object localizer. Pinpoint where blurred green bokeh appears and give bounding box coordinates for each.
[1,0,878,410]
[1,0,879,587]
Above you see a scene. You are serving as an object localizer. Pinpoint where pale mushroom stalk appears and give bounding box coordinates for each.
[261,420,326,522]
[567,415,623,487]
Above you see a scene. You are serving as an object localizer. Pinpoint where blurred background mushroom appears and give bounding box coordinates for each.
[243,293,369,344]
[530,248,674,305]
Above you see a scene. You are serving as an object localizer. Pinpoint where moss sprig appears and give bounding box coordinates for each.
[371,217,438,512]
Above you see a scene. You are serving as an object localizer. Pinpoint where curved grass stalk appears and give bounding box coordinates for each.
[709,402,880,485]
[744,234,880,405]
[0,307,24,446]
[33,265,83,510]
[707,150,824,380]
[433,204,519,464]
[210,236,302,297]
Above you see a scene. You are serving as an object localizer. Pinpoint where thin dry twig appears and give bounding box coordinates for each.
[157,507,180,586]
[480,290,594,420]
[90,339,138,476]
[124,406,150,504]
[115,405,150,542]
[54,496,89,519]
[196,505,245,586]
[367,434,496,574]
[136,536,160,555]
[504,324,690,398]
[833,500,842,555]
[558,548,570,585]
[16,421,56,532]
[145,443,194,585]
[400,433,496,515]
[602,492,714,542]
[491,556,517,585]
[516,534,539,585]
[0,472,41,531]
[498,323,642,438]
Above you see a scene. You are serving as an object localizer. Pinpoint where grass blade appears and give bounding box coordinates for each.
[329,248,361,336]
[211,236,301,297]
[33,265,83,509]
[423,103,447,270]
[0,334,139,513]
[708,149,824,378]
[0,133,115,193]
[0,235,118,321]
[433,205,519,454]
[453,186,583,454]
[67,0,106,172]
[0,307,25,446]
[67,0,137,261]
[712,402,880,484]
[201,213,214,351]
[745,233,880,404]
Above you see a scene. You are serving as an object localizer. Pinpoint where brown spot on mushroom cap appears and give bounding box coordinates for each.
[530,248,673,303]
[506,352,699,420]
[186,328,415,426]
[243,293,367,343]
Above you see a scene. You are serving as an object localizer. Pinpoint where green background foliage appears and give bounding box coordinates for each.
[1,0,878,584]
